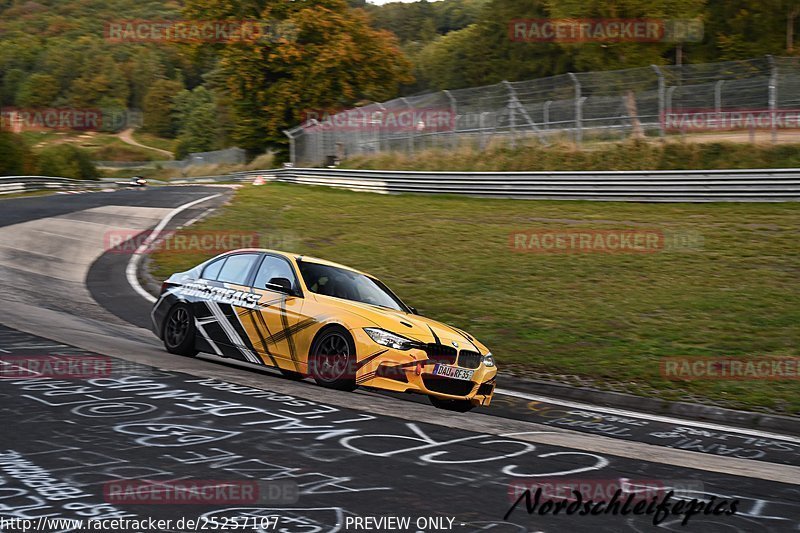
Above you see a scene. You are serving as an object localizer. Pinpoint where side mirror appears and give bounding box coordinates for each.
[408,306,419,315]
[266,277,295,295]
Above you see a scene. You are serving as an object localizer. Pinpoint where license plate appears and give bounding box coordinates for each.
[432,364,474,381]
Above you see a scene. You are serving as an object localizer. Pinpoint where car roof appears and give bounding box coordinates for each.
[228,249,369,276]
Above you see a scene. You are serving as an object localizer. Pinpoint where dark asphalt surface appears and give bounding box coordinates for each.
[0,187,225,229]
[371,388,800,467]
[0,187,798,532]
[1,325,798,533]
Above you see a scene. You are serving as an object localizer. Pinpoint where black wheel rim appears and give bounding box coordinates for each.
[165,307,190,348]
[314,333,350,382]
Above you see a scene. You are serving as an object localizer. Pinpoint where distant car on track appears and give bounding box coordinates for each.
[117,176,148,188]
[151,249,497,411]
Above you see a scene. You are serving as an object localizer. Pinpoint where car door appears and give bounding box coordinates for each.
[191,252,264,364]
[236,254,312,372]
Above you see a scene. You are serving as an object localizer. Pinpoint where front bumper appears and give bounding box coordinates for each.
[353,340,497,407]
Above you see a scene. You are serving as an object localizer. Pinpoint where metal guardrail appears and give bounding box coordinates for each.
[0,175,244,195]
[5,169,799,202]
[252,168,800,202]
[0,176,109,196]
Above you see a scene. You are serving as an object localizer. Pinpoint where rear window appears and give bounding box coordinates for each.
[215,253,259,285]
[201,257,225,280]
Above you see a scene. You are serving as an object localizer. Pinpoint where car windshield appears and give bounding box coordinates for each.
[298,261,407,312]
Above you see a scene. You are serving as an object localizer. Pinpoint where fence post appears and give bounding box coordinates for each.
[479,111,487,150]
[543,100,552,130]
[400,98,414,156]
[375,103,387,153]
[502,81,516,148]
[651,65,665,138]
[283,129,296,166]
[714,79,724,131]
[568,73,582,145]
[768,55,778,144]
[442,89,458,149]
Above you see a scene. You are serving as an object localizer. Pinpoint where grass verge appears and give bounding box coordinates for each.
[148,183,800,414]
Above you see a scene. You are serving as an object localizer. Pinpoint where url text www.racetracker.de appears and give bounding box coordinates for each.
[0,515,459,532]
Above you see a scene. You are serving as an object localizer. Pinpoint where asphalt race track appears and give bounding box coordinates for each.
[0,186,798,533]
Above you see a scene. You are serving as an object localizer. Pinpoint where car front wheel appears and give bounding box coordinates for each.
[309,327,357,392]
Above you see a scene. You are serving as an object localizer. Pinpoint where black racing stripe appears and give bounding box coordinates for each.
[218,342,249,361]
[264,316,319,346]
[278,298,298,367]
[356,371,377,383]
[355,348,388,371]
[452,326,475,342]
[443,324,481,354]
[427,324,441,345]
[202,321,230,346]
[246,310,279,368]
[219,304,259,353]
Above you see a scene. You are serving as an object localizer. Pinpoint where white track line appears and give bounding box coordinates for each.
[125,193,222,303]
[496,388,800,444]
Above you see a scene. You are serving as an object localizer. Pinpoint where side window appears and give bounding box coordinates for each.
[253,256,298,291]
[201,257,225,280]
[216,253,259,285]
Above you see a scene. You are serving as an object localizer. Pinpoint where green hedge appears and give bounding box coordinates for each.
[341,140,800,171]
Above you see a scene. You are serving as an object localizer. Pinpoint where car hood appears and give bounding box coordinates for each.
[312,293,488,353]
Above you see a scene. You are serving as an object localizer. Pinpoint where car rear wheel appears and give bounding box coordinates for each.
[309,327,357,391]
[429,396,475,412]
[163,304,198,357]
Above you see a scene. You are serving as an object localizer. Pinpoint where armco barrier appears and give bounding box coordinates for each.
[244,168,800,202]
[0,176,107,196]
[5,169,800,202]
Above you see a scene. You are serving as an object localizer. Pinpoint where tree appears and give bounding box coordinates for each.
[0,68,25,106]
[124,48,167,110]
[182,0,413,153]
[173,86,219,158]
[143,79,184,137]
[697,0,799,61]
[16,74,60,108]
[414,0,570,89]
[0,131,37,175]
[68,48,130,109]
[37,144,98,180]
[546,0,706,70]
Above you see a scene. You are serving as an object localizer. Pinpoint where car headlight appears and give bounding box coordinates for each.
[482,352,495,367]
[364,328,417,350]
